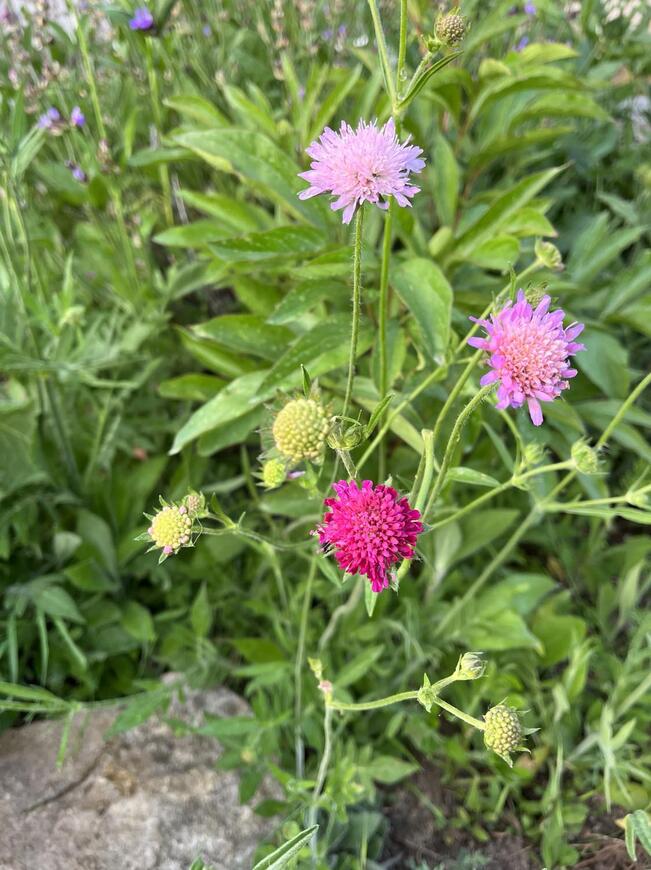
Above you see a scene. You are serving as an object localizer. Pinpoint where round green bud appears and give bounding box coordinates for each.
[183,491,205,517]
[484,705,522,763]
[435,13,467,47]
[261,458,287,490]
[456,652,486,681]
[272,398,330,463]
[571,439,600,475]
[535,240,564,272]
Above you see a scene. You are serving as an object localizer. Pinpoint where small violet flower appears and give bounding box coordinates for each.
[314,480,423,592]
[38,107,61,130]
[70,106,85,127]
[65,160,87,183]
[524,2,536,14]
[516,35,530,51]
[130,6,154,31]
[299,118,425,224]
[468,290,585,426]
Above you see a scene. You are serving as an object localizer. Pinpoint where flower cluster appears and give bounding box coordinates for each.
[130,6,155,32]
[468,290,585,426]
[38,105,85,133]
[315,480,423,592]
[299,118,425,224]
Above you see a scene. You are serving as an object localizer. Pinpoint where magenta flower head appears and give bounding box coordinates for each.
[468,290,585,426]
[130,6,154,31]
[298,119,425,224]
[315,480,423,592]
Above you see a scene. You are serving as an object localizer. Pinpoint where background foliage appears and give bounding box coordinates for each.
[1,0,650,867]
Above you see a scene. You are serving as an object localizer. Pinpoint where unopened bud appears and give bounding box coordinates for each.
[535,239,564,271]
[261,458,287,490]
[571,439,600,475]
[326,420,365,452]
[435,12,467,47]
[456,652,486,681]
[183,491,206,517]
[521,442,545,468]
[484,704,523,767]
[272,398,330,463]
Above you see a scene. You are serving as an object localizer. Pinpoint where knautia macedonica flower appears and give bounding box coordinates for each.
[272,398,330,464]
[130,6,154,31]
[483,704,524,766]
[468,290,585,426]
[146,503,192,558]
[315,480,423,592]
[38,107,62,131]
[70,106,85,128]
[298,119,425,224]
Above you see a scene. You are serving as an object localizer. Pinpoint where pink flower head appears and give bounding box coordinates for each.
[315,480,423,592]
[298,118,425,224]
[468,290,585,426]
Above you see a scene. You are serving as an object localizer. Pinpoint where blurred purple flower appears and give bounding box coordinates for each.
[524,2,536,13]
[130,6,154,31]
[65,161,87,183]
[70,106,85,127]
[38,107,61,130]
[202,24,211,36]
[516,35,530,51]
[322,28,333,40]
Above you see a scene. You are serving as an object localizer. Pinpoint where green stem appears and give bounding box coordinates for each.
[377,204,393,481]
[432,696,486,731]
[318,579,364,652]
[295,559,318,779]
[425,384,494,517]
[308,704,333,842]
[342,207,365,421]
[366,0,397,107]
[328,690,418,712]
[357,261,544,474]
[144,38,174,227]
[415,430,436,514]
[396,0,409,99]
[596,370,651,448]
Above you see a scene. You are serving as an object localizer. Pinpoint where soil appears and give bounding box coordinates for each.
[381,768,647,870]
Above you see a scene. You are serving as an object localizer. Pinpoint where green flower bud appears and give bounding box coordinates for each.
[183,491,206,517]
[456,652,486,681]
[484,704,523,766]
[261,458,287,490]
[522,442,545,468]
[417,673,435,712]
[535,239,564,271]
[272,398,330,463]
[326,420,365,452]
[435,13,467,47]
[571,439,600,475]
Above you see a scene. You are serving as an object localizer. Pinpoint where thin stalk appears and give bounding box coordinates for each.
[415,430,436,514]
[357,261,544,474]
[342,207,365,421]
[596,370,651,448]
[377,204,393,481]
[318,579,364,651]
[144,37,174,227]
[366,0,397,107]
[432,696,486,731]
[328,690,418,712]
[425,384,494,517]
[308,704,333,854]
[295,558,318,779]
[396,0,409,100]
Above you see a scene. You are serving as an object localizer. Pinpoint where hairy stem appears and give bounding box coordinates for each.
[342,207,365,421]
[295,559,318,779]
[366,0,397,107]
[377,204,393,481]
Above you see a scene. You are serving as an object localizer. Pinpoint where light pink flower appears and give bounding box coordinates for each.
[315,480,423,592]
[298,119,425,224]
[468,290,585,426]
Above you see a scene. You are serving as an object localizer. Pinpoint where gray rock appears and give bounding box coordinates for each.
[0,684,279,870]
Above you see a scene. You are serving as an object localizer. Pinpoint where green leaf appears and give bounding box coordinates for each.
[259,314,353,393]
[466,234,520,271]
[476,573,556,616]
[232,638,286,663]
[209,226,325,264]
[336,645,383,688]
[577,331,629,398]
[392,259,453,361]
[170,371,267,454]
[158,374,225,402]
[433,133,459,226]
[198,716,259,739]
[197,406,264,456]
[268,279,347,325]
[34,586,85,624]
[446,467,500,488]
[164,94,227,126]
[0,681,61,704]
[365,755,419,784]
[192,315,294,361]
[121,601,156,643]
[106,692,169,737]
[450,167,564,261]
[455,509,520,563]
[365,581,378,618]
[154,220,233,248]
[251,826,318,870]
[179,189,270,233]
[470,70,583,122]
[461,610,543,653]
[174,129,328,226]
[625,811,651,861]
